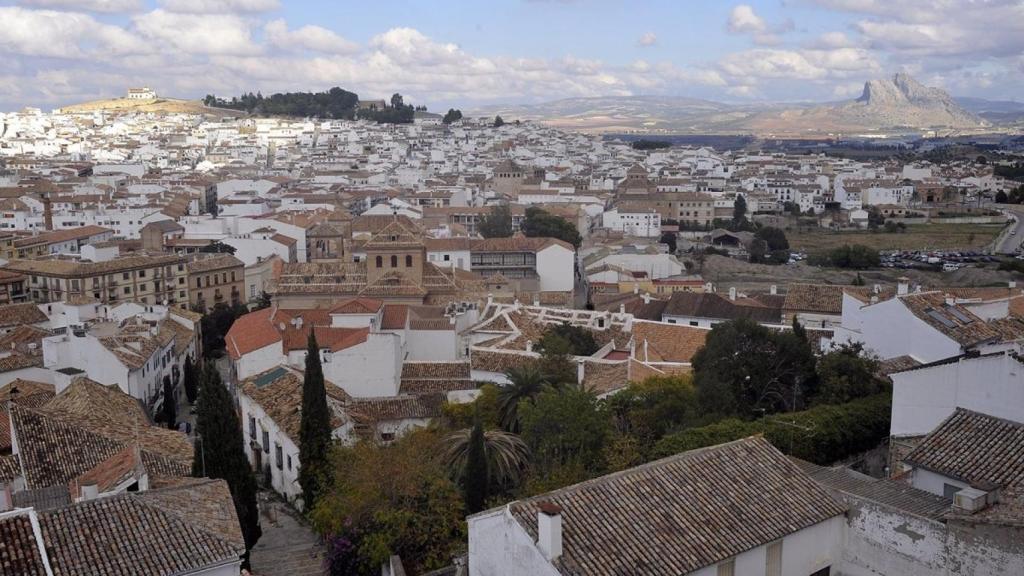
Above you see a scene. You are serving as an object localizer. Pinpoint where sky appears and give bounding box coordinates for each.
[0,0,1022,111]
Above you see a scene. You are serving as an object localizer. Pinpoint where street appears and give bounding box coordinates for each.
[992,204,1024,254]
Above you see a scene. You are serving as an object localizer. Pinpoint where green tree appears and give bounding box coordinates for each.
[824,245,880,269]
[192,362,261,550]
[390,93,404,109]
[442,108,463,124]
[462,418,488,513]
[755,226,789,251]
[199,302,249,351]
[479,204,513,238]
[733,195,747,224]
[299,332,332,509]
[791,316,807,343]
[443,383,501,429]
[691,318,817,418]
[160,376,176,429]
[996,190,1009,204]
[493,115,505,127]
[312,431,465,575]
[498,364,547,432]
[660,231,677,253]
[535,322,599,357]
[814,342,883,405]
[521,206,582,248]
[536,337,577,387]
[182,355,198,404]
[520,387,610,477]
[199,241,237,255]
[605,375,699,456]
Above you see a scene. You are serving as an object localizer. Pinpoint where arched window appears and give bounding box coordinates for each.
[405,255,413,267]
[375,255,383,268]
[391,255,398,268]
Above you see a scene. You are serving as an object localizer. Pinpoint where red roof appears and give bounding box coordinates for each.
[329,298,383,315]
[225,307,280,360]
[380,305,409,330]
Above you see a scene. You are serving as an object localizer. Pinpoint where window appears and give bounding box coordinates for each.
[262,430,269,453]
[123,272,130,280]
[390,255,398,268]
[287,455,292,470]
[809,568,830,576]
[375,255,383,268]
[138,269,145,278]
[249,417,256,438]
[405,255,413,267]
[275,444,283,469]
[689,321,699,327]
[123,286,131,294]
[196,278,202,288]
[139,284,147,292]
[443,254,450,261]
[231,271,236,282]
[766,540,783,576]
[716,559,735,576]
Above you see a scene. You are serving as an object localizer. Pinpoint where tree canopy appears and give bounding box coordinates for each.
[522,206,582,248]
[478,204,513,238]
[299,332,332,510]
[442,108,463,124]
[204,87,359,119]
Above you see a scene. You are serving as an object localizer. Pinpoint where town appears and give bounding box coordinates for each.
[0,87,1022,576]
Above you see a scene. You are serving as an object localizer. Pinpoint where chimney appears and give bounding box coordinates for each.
[80,483,99,501]
[945,296,956,307]
[728,287,736,301]
[576,359,585,385]
[43,194,53,232]
[537,501,563,561]
[526,340,533,353]
[619,303,625,314]
[873,284,881,295]
[633,284,639,294]
[642,293,651,305]
[897,277,909,296]
[769,285,777,295]
[1010,280,1017,290]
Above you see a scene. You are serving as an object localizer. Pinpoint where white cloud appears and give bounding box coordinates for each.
[0,7,146,58]
[159,0,279,13]
[17,0,142,12]
[637,32,658,47]
[264,19,359,55]
[132,10,260,55]
[727,5,766,34]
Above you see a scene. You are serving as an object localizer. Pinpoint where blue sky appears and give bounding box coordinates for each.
[0,0,1022,111]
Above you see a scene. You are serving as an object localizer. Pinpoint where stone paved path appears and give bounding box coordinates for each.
[249,493,325,576]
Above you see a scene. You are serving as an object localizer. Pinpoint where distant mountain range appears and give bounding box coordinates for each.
[471,73,1024,136]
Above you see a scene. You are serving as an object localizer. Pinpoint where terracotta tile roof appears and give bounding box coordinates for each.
[580,360,628,395]
[225,306,281,360]
[0,510,48,576]
[630,321,708,363]
[380,304,409,330]
[470,349,535,373]
[794,459,950,520]
[900,292,1002,347]
[905,408,1024,491]
[329,297,383,314]
[3,252,184,278]
[782,284,848,315]
[401,362,472,380]
[186,253,244,274]
[877,355,921,375]
[138,478,245,551]
[10,404,190,491]
[38,489,243,576]
[42,378,192,463]
[0,302,47,328]
[470,236,573,253]
[347,394,445,423]
[240,367,348,439]
[69,445,143,500]
[0,354,42,374]
[12,225,112,248]
[505,436,846,575]
[663,292,781,323]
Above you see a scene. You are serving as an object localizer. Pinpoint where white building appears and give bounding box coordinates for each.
[600,209,661,238]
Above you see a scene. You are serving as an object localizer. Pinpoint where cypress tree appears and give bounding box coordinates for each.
[299,332,332,510]
[161,376,176,430]
[792,316,807,342]
[463,417,489,513]
[192,362,262,550]
[183,355,198,404]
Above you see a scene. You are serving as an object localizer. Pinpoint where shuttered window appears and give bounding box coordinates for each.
[766,540,783,576]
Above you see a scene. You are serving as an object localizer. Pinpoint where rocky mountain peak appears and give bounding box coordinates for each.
[851,73,982,128]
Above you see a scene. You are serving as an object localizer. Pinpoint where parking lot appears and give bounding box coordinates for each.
[880,250,999,272]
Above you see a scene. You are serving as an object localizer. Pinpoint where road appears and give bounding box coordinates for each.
[992,204,1024,254]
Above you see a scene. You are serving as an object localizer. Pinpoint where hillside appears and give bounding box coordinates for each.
[472,74,999,136]
[59,97,239,116]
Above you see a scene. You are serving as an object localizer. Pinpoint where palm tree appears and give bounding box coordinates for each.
[498,364,547,432]
[443,426,530,494]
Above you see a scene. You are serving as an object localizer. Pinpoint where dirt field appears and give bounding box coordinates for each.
[694,255,1021,294]
[786,223,1004,253]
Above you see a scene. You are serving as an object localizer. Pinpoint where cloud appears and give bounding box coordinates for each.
[17,0,143,12]
[0,6,147,58]
[727,5,766,34]
[132,9,260,55]
[264,19,359,54]
[717,47,879,83]
[637,32,658,47]
[159,0,279,13]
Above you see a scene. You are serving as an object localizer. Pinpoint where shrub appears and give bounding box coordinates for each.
[652,390,892,465]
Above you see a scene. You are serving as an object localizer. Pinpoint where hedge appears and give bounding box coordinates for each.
[652,390,891,465]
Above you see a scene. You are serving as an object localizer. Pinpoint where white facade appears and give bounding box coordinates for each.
[535,244,575,292]
[600,209,662,238]
[833,294,961,362]
[890,352,1024,438]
